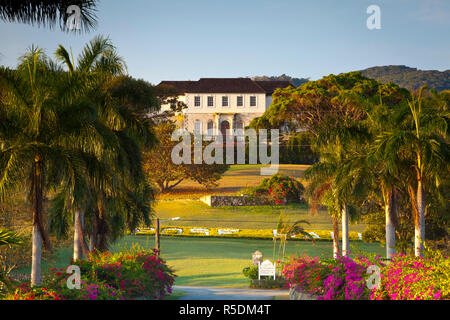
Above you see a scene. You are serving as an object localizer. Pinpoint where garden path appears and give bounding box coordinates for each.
[173,286,289,300]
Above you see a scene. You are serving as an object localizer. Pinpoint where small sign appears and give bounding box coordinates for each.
[218,229,240,236]
[258,260,276,280]
[190,228,210,236]
[330,232,334,239]
[136,227,155,233]
[273,230,278,237]
[358,233,363,240]
[162,228,183,235]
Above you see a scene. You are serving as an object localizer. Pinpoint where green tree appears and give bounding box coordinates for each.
[143,121,229,193]
[0,47,105,285]
[0,0,98,32]
[374,87,449,256]
[51,37,156,255]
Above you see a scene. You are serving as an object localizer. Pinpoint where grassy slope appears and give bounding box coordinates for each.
[25,236,384,288]
[115,236,384,288]
[157,164,310,200]
[154,201,367,232]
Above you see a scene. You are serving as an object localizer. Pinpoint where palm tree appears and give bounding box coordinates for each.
[53,35,128,261]
[0,47,104,285]
[374,87,449,256]
[0,0,98,32]
[52,36,155,257]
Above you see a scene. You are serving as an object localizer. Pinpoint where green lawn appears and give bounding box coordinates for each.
[16,236,385,288]
[157,164,310,200]
[154,201,368,232]
[118,236,385,288]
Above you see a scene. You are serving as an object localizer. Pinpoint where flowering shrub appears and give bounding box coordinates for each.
[371,249,449,300]
[6,281,123,300]
[283,250,449,300]
[283,255,331,296]
[74,247,176,300]
[6,246,176,300]
[242,174,305,204]
[318,255,385,300]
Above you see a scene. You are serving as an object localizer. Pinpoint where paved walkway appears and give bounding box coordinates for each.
[173,286,289,300]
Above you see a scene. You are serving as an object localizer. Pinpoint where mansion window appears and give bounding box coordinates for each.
[222,96,229,107]
[207,96,214,107]
[194,96,201,107]
[250,96,257,107]
[194,120,202,134]
[237,96,243,107]
[207,121,214,136]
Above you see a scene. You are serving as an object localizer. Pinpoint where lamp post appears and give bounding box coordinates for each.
[155,217,180,255]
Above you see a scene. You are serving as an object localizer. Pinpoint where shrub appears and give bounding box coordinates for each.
[371,248,450,300]
[136,225,362,241]
[242,265,259,280]
[6,281,123,300]
[283,255,331,296]
[317,255,385,300]
[6,246,176,300]
[283,250,449,300]
[242,174,305,204]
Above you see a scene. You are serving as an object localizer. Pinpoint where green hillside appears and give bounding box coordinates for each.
[360,65,450,91]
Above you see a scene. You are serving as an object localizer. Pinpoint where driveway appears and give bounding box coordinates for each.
[173,286,289,300]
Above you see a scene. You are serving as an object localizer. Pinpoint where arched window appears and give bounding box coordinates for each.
[194,120,202,134]
[207,120,214,136]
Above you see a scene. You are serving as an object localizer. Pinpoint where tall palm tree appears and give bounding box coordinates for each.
[53,35,128,261]
[52,36,155,257]
[0,0,98,32]
[0,47,103,285]
[304,157,341,258]
[375,87,449,256]
[304,149,361,258]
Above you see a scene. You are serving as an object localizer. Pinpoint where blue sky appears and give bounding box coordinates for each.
[1,0,449,85]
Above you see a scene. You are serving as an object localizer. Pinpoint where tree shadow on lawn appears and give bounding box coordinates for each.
[174,272,249,288]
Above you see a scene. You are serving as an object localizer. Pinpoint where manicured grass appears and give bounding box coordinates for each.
[15,235,385,289]
[114,236,385,288]
[157,164,310,200]
[153,200,368,232]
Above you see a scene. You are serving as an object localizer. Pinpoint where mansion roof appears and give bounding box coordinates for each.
[158,78,293,95]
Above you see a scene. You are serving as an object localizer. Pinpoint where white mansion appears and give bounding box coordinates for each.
[157,78,292,136]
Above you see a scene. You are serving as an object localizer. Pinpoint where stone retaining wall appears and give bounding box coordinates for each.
[200,195,273,207]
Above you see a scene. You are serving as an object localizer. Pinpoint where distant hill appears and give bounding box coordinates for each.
[254,66,450,91]
[359,65,450,91]
[252,74,309,87]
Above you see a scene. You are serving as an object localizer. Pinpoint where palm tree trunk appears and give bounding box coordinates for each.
[341,203,349,257]
[73,210,83,261]
[385,189,396,261]
[31,224,42,287]
[31,155,48,287]
[332,216,340,258]
[415,179,425,257]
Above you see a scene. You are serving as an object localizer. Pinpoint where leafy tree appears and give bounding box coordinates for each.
[374,87,449,256]
[254,72,412,259]
[143,121,229,193]
[0,47,105,285]
[0,0,98,32]
[252,74,309,87]
[50,37,157,255]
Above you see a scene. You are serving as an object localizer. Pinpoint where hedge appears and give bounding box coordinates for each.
[134,226,362,241]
